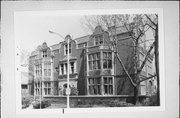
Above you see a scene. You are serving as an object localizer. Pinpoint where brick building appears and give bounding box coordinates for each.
[28,26,156,97]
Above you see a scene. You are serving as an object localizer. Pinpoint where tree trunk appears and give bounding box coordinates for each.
[133,84,139,105]
[155,26,160,105]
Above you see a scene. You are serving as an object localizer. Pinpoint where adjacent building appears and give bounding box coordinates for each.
[28,26,156,97]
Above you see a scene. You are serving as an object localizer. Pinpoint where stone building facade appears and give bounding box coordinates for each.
[28,26,156,97]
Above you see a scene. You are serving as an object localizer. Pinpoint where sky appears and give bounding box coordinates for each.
[16,13,88,53]
[15,11,155,65]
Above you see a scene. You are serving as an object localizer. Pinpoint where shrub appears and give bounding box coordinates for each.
[70,87,79,96]
[108,99,131,107]
[63,87,79,96]
[22,95,34,108]
[32,99,51,109]
[147,93,159,106]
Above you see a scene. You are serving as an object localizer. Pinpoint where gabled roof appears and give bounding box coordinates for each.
[116,26,129,34]
[108,25,129,35]
[75,35,90,44]
[93,25,104,35]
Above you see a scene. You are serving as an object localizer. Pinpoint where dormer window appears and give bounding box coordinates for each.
[43,51,47,58]
[64,43,72,55]
[95,35,103,45]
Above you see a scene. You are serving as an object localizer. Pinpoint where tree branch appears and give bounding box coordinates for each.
[115,52,137,87]
[105,33,137,87]
[145,23,155,30]
[138,74,156,83]
[145,14,157,27]
[137,41,155,73]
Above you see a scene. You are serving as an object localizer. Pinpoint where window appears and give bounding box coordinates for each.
[64,43,72,55]
[65,63,67,75]
[70,62,74,74]
[148,81,153,95]
[43,51,47,58]
[103,52,112,69]
[35,64,42,77]
[88,78,101,95]
[59,62,76,75]
[44,82,51,95]
[22,85,28,89]
[44,63,51,77]
[60,64,64,75]
[95,35,103,45]
[88,53,100,70]
[103,77,113,95]
[35,82,41,96]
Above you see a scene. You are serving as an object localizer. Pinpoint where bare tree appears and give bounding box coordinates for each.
[145,14,159,105]
[81,14,158,105]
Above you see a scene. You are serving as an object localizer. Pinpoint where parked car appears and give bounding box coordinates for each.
[32,99,51,109]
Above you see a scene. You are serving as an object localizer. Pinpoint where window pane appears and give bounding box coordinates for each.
[65,63,67,73]
[104,85,108,94]
[89,86,93,95]
[48,69,51,76]
[97,53,100,60]
[88,54,92,61]
[89,78,93,84]
[48,82,51,87]
[97,60,100,69]
[48,88,51,95]
[108,60,112,68]
[108,52,112,59]
[99,36,103,44]
[103,52,107,59]
[93,61,96,70]
[103,60,107,68]
[97,78,101,84]
[104,77,108,84]
[94,86,97,94]
[92,54,95,60]
[69,44,71,53]
[95,37,99,45]
[97,85,101,94]
[109,85,113,94]
[89,61,92,70]
[109,77,113,84]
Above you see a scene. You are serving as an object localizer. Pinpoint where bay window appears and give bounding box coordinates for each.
[88,76,114,95]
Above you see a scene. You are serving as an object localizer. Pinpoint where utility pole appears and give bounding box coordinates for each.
[66,36,70,108]
[49,30,70,108]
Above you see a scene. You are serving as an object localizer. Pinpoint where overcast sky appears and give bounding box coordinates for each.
[15,13,88,53]
[15,11,154,65]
